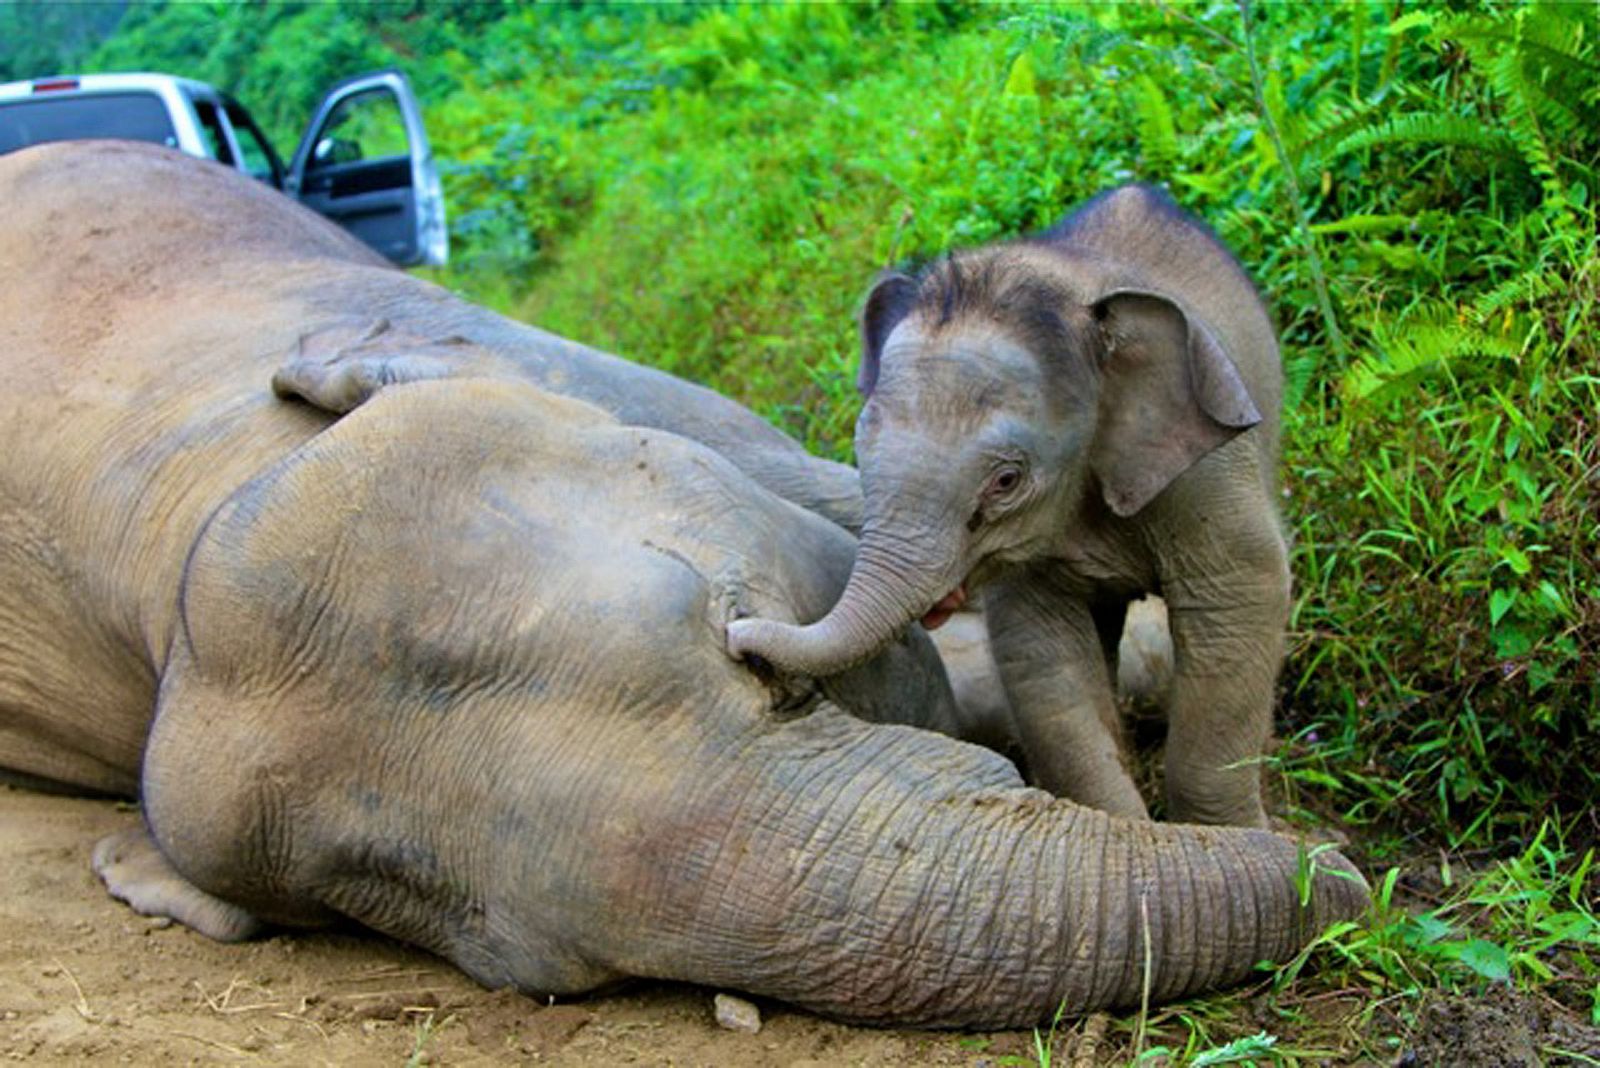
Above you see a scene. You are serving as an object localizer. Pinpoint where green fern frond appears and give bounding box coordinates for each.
[1133,74,1179,176]
[1332,112,1518,160]
[1436,5,1598,90]
[1488,49,1561,187]
[1287,100,1383,164]
[1283,351,1318,412]
[1435,3,1598,186]
[1341,310,1523,404]
[1472,269,1558,319]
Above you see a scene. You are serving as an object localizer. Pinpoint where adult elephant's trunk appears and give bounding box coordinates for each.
[609,708,1368,1027]
[727,523,961,677]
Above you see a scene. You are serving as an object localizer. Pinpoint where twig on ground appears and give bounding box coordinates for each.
[51,957,91,1020]
[273,1011,330,1040]
[196,976,283,1015]
[336,966,436,983]
[168,1029,257,1058]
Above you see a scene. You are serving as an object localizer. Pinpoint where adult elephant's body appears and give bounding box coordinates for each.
[0,139,856,793]
[0,142,1365,1027]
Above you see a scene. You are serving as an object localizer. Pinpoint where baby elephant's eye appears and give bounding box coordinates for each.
[987,465,1024,498]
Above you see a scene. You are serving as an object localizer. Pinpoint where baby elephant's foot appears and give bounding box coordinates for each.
[92,824,261,942]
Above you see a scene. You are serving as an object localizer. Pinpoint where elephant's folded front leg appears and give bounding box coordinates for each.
[92,823,263,942]
[985,570,1149,819]
[1161,556,1288,829]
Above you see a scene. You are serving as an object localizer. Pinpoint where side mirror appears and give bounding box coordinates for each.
[311,136,362,169]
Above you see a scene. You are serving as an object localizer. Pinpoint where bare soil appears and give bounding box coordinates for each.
[8,787,1597,1067]
[0,788,1043,1067]
[1402,985,1600,1068]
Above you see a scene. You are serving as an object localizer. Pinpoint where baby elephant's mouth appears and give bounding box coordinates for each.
[919,584,968,631]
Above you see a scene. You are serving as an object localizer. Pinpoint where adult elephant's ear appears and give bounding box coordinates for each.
[858,271,918,396]
[1090,289,1261,517]
[271,318,492,415]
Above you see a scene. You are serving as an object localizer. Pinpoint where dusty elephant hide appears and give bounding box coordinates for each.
[0,141,1367,1028]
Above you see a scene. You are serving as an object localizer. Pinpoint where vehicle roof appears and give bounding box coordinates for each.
[0,72,222,103]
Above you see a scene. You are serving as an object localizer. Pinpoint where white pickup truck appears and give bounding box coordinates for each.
[0,69,447,267]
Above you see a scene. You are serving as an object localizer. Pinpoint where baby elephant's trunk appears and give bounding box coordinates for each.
[727,529,959,677]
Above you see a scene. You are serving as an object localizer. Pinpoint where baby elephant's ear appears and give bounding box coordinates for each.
[858,271,918,396]
[1090,289,1262,517]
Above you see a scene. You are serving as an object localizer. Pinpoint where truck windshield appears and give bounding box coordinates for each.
[0,92,177,154]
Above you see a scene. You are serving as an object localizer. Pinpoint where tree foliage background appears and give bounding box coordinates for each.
[3,0,1596,847]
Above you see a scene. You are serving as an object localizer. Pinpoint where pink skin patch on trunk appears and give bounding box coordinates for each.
[920,585,968,630]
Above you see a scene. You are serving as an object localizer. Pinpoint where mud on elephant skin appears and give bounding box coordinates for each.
[1,142,1366,1028]
[730,185,1291,828]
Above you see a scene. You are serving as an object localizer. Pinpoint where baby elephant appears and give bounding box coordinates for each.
[731,185,1287,827]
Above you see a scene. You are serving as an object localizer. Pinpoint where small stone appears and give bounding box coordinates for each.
[713,992,761,1034]
[146,917,173,930]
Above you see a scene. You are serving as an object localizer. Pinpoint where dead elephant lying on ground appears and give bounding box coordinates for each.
[0,141,1367,1028]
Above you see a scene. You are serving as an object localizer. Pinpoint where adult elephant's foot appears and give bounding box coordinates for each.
[92,824,262,942]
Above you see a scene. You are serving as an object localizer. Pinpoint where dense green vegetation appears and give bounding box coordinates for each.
[5,1,1596,1060]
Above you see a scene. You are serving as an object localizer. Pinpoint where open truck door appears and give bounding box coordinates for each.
[285,69,447,268]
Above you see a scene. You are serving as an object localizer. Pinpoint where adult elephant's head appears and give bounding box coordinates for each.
[728,199,1264,677]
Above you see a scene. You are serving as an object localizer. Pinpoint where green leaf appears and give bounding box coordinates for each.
[1192,1032,1279,1065]
[1292,768,1345,789]
[1172,172,1230,197]
[1386,10,1435,36]
[1493,624,1534,659]
[1310,213,1415,235]
[1455,938,1512,981]
[1527,659,1557,694]
[1409,913,1453,945]
[1535,580,1568,617]
[1489,587,1518,625]
[1499,544,1533,575]
[1003,51,1037,98]
[1134,74,1179,174]
[1569,850,1595,907]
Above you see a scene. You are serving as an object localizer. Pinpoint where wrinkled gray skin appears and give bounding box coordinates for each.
[269,315,864,532]
[0,144,1366,1028]
[264,255,862,538]
[729,187,1288,828]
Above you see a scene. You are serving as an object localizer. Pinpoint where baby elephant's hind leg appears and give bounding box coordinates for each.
[92,823,262,942]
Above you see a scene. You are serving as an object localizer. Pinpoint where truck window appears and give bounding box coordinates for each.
[222,99,282,186]
[306,88,407,172]
[0,92,177,154]
[192,100,236,165]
